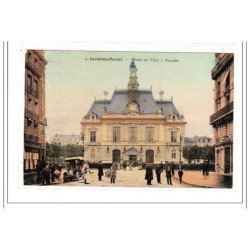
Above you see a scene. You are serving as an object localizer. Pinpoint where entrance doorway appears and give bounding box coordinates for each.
[129,155,137,164]
[224,147,231,173]
[146,150,154,163]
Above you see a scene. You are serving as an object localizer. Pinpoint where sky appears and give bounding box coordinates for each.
[45,51,216,141]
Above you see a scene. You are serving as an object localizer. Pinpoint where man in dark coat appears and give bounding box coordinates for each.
[171,161,175,176]
[50,162,55,183]
[155,165,162,184]
[178,166,184,184]
[123,161,127,171]
[98,161,104,181]
[159,161,164,173]
[166,165,172,185]
[145,164,153,185]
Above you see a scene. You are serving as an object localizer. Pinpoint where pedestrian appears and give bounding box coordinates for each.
[123,161,127,171]
[166,165,172,185]
[98,161,104,181]
[202,163,206,175]
[129,162,132,171]
[42,163,51,185]
[35,161,42,184]
[110,163,117,183]
[205,160,209,176]
[50,162,55,183]
[159,161,164,173]
[82,161,90,184]
[145,164,153,185]
[171,161,175,176]
[54,167,62,184]
[178,166,183,184]
[216,163,220,173]
[155,164,162,184]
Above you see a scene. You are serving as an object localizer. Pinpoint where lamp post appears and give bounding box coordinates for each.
[179,135,182,164]
[81,133,84,158]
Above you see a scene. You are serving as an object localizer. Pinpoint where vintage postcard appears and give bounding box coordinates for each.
[5,42,243,203]
[23,47,234,189]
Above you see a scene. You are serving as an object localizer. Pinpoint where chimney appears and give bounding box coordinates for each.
[103,91,108,100]
[159,90,164,100]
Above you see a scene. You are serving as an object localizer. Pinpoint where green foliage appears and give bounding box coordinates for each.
[46,142,84,161]
[182,146,194,164]
[182,144,214,164]
[202,145,215,162]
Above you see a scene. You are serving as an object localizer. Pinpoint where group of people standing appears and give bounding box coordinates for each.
[85,161,117,184]
[35,161,62,185]
[145,161,184,186]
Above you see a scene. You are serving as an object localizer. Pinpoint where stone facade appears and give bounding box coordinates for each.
[24,50,47,171]
[81,61,186,164]
[210,53,234,173]
[51,134,82,145]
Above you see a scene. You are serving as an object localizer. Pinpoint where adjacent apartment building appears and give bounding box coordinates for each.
[24,50,47,171]
[210,53,234,173]
[51,133,82,145]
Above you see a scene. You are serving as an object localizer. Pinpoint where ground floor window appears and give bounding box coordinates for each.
[91,149,95,158]
[112,149,121,163]
[146,149,154,163]
[172,149,176,159]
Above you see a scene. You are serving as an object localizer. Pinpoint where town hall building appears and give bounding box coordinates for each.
[81,61,186,164]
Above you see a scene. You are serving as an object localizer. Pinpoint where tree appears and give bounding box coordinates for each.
[192,145,203,164]
[182,145,203,164]
[202,145,215,163]
[182,146,194,164]
[46,143,63,161]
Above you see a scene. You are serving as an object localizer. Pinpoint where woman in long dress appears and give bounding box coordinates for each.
[82,161,90,184]
[110,163,117,184]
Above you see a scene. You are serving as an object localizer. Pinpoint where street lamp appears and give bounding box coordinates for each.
[81,133,84,157]
[179,134,182,164]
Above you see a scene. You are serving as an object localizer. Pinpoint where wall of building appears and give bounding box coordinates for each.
[82,116,185,164]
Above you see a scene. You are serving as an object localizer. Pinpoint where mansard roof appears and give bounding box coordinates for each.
[84,90,181,119]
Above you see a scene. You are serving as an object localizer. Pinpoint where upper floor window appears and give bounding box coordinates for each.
[113,128,120,142]
[27,74,32,87]
[217,80,221,97]
[90,131,96,142]
[171,131,177,142]
[225,70,230,89]
[146,127,154,143]
[129,127,137,143]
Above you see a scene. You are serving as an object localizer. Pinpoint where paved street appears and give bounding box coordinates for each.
[172,170,232,188]
[58,167,187,188]
[55,168,232,188]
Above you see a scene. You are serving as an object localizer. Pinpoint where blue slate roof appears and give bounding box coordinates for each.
[84,90,181,118]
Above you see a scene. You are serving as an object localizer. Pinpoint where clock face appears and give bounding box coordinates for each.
[128,102,139,113]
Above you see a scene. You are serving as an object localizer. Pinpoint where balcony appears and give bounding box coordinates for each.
[210,102,233,124]
[211,53,234,80]
[24,133,39,143]
[25,60,42,78]
[25,108,39,122]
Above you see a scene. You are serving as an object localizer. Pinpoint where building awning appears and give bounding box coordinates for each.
[123,148,141,156]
